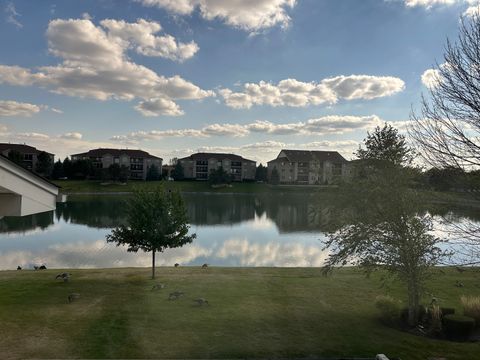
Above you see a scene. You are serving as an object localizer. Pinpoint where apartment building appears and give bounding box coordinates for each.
[0,143,54,172]
[71,148,162,180]
[178,153,256,181]
[267,150,350,185]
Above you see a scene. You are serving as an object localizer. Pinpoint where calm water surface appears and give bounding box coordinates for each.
[0,193,478,269]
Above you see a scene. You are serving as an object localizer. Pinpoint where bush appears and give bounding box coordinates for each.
[440,307,455,317]
[443,314,475,341]
[375,295,401,325]
[400,306,426,326]
[461,296,480,326]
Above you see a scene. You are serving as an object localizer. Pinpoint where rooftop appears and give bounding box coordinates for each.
[71,148,162,160]
[270,149,349,163]
[0,143,54,156]
[179,152,255,163]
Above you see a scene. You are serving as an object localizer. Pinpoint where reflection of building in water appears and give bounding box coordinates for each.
[267,150,350,185]
[184,193,256,225]
[0,211,54,234]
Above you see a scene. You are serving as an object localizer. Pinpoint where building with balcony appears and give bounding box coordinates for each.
[0,143,54,172]
[71,148,162,180]
[178,153,256,181]
[267,150,350,185]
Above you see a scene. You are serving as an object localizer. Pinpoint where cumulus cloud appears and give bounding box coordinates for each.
[421,68,442,88]
[61,132,83,140]
[135,98,184,116]
[137,0,296,32]
[404,0,457,8]
[220,76,405,109]
[0,18,212,117]
[0,100,41,117]
[111,115,384,143]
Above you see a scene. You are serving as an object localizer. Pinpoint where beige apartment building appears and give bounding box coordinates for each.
[267,150,350,185]
[178,153,256,181]
[0,143,54,172]
[71,148,162,180]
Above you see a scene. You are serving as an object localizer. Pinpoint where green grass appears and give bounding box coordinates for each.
[0,267,479,359]
[52,179,324,194]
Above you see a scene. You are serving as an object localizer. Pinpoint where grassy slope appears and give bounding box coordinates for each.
[52,180,330,194]
[0,267,479,359]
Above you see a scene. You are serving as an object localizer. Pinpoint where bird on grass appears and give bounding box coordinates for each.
[193,298,209,306]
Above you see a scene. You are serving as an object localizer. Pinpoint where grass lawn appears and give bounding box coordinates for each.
[52,180,325,194]
[0,267,479,359]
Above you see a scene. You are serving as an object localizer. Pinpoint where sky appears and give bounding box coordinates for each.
[0,0,477,164]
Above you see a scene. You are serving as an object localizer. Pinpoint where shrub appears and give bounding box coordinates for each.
[461,296,480,326]
[375,295,401,325]
[443,314,475,341]
[440,307,455,317]
[428,305,443,336]
[400,306,426,326]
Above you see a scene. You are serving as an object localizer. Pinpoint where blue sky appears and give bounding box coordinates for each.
[0,0,476,163]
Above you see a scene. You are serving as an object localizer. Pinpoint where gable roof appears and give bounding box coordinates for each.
[179,152,255,163]
[0,143,53,156]
[71,148,162,160]
[277,150,348,163]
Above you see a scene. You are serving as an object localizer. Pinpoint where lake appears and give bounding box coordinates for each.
[0,193,478,269]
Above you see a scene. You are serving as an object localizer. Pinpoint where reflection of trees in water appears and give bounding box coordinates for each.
[56,197,128,228]
[0,211,54,234]
[1,194,479,234]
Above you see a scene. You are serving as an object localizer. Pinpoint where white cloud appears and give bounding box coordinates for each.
[0,18,212,117]
[220,76,405,109]
[421,68,442,88]
[0,100,41,117]
[14,132,50,140]
[0,124,8,133]
[137,0,296,32]
[135,98,184,117]
[100,19,199,62]
[111,115,384,144]
[61,132,83,140]
[5,2,22,28]
[404,0,457,8]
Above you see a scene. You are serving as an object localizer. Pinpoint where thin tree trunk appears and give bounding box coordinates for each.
[407,278,420,327]
[152,250,156,279]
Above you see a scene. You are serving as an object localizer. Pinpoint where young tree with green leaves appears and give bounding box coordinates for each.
[172,162,184,181]
[35,151,53,177]
[270,167,280,185]
[146,164,160,181]
[209,166,232,185]
[106,187,196,279]
[356,123,413,167]
[324,125,448,327]
[51,160,64,179]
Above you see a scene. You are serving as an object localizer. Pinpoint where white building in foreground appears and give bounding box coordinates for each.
[0,155,60,217]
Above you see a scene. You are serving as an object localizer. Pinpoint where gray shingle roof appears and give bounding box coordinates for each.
[71,148,162,160]
[276,150,348,163]
[179,152,255,163]
[0,143,53,156]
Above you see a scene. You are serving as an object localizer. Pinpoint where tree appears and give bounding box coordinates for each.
[71,159,93,179]
[106,187,196,279]
[209,166,232,185]
[172,162,184,181]
[146,164,160,181]
[7,150,23,166]
[35,151,53,177]
[62,157,73,179]
[108,163,121,181]
[52,160,64,179]
[270,167,280,185]
[356,123,413,167]
[324,127,448,327]
[119,165,129,182]
[255,164,268,182]
[410,16,480,263]
[410,16,480,171]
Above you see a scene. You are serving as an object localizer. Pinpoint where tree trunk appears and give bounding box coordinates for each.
[152,250,156,279]
[407,278,420,327]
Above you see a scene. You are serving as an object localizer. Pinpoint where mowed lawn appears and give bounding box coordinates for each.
[0,267,479,359]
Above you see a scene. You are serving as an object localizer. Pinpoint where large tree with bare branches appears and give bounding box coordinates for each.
[410,15,480,263]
